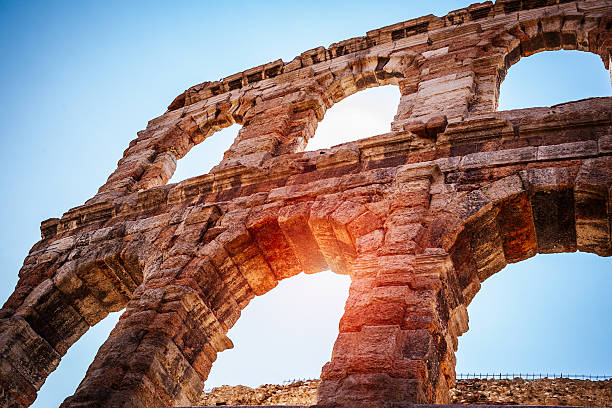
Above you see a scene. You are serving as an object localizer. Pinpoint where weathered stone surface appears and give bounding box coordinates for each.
[1,1,611,407]
[200,380,319,406]
[197,378,612,407]
[450,377,612,406]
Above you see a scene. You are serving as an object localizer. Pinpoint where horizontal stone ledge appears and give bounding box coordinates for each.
[443,142,610,173]
[44,97,612,238]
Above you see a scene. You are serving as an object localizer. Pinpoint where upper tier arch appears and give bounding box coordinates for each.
[88,0,611,206]
[470,2,612,113]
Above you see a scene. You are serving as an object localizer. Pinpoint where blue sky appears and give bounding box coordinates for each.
[0,1,610,407]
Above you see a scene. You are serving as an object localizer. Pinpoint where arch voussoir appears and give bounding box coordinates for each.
[278,201,329,274]
[246,202,304,280]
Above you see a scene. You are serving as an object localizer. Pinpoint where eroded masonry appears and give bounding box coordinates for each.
[1,1,611,407]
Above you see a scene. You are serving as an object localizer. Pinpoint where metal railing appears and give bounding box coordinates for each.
[457,372,612,380]
[202,373,612,393]
[281,378,318,385]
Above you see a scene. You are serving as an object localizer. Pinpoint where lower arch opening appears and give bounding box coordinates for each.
[204,270,350,392]
[32,310,123,408]
[456,252,611,380]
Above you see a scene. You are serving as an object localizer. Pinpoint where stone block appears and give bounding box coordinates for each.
[536,140,598,161]
[278,202,328,274]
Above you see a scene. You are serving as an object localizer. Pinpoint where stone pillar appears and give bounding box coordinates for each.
[318,252,468,407]
[573,157,612,257]
[213,92,321,172]
[316,162,469,406]
[0,316,62,407]
[59,257,234,408]
[393,71,474,128]
[390,43,477,133]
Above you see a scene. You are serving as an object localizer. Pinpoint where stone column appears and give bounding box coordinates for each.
[212,91,321,172]
[317,252,467,407]
[317,164,468,406]
[1,312,63,407]
[574,157,612,257]
[391,46,476,133]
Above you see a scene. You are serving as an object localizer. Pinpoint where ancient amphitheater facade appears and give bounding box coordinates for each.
[1,0,610,407]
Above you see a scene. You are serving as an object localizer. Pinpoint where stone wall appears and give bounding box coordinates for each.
[200,380,319,406]
[451,378,612,406]
[199,378,612,407]
[0,0,610,407]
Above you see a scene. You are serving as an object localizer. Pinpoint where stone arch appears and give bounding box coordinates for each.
[94,98,250,199]
[446,158,611,298]
[177,48,412,172]
[0,236,145,407]
[89,49,414,205]
[470,6,612,113]
[56,183,392,406]
[84,1,612,208]
[414,159,612,398]
[316,145,611,406]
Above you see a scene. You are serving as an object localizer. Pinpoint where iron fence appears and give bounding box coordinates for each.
[457,373,612,380]
[202,373,612,393]
[281,378,318,385]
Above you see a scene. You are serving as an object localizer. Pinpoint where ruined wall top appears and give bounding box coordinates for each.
[167,0,610,112]
[40,0,611,241]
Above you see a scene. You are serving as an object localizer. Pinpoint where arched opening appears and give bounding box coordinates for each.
[456,252,611,377]
[168,124,241,184]
[454,47,612,385]
[306,85,400,151]
[31,311,123,408]
[0,228,149,407]
[204,271,350,391]
[498,50,611,110]
[446,167,611,401]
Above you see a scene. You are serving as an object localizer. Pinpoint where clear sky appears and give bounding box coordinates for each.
[0,1,610,407]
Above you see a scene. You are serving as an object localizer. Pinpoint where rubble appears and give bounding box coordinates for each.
[199,378,612,407]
